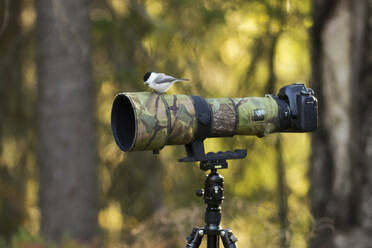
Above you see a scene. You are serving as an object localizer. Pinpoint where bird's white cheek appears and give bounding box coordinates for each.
[148,73,158,82]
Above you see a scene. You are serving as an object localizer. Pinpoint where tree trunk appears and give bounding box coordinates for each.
[310,0,372,247]
[36,0,99,242]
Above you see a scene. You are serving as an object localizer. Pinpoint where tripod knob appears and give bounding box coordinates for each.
[220,229,238,248]
[186,227,204,248]
[195,189,204,197]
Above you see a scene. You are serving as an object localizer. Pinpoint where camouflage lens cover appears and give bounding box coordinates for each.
[111,92,280,152]
[232,95,279,137]
[163,95,197,145]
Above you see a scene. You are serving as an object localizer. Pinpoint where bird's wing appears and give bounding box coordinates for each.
[154,74,178,84]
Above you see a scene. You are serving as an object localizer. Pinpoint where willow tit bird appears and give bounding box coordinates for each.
[143,72,190,93]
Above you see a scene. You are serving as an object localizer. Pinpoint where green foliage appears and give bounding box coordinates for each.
[10,229,46,248]
[8,228,93,248]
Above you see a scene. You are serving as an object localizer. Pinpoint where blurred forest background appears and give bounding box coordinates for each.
[1,0,372,247]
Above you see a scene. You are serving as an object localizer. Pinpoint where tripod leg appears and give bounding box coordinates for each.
[220,229,238,248]
[207,234,219,248]
[186,227,204,248]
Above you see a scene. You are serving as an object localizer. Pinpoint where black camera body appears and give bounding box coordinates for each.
[275,83,318,132]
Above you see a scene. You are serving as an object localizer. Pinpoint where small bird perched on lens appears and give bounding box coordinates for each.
[143,71,190,93]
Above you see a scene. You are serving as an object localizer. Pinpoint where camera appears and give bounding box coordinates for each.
[275,83,318,132]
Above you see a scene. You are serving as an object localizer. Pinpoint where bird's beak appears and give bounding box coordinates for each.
[144,82,149,86]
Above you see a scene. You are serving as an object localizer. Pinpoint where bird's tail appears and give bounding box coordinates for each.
[176,78,190,82]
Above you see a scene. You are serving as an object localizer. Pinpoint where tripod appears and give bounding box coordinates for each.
[179,140,247,248]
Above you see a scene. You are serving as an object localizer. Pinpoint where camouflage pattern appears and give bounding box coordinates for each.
[125,92,169,151]
[231,95,279,136]
[163,95,197,145]
[206,98,237,136]
[114,92,280,151]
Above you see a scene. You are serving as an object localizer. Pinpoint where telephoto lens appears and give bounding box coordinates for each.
[111,83,317,152]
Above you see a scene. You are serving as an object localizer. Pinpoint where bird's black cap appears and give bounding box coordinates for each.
[143,72,152,82]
